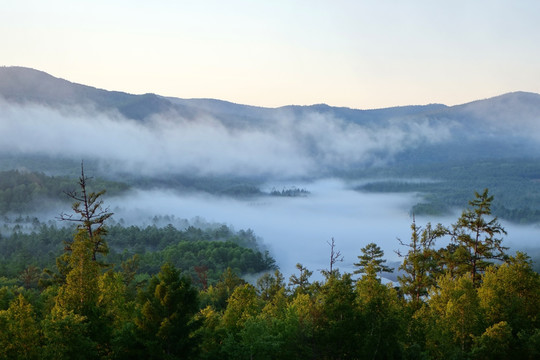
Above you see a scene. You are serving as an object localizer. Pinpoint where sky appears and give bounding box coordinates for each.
[2,0,540,109]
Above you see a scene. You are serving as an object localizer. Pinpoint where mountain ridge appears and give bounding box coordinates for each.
[2,65,540,170]
[2,66,538,122]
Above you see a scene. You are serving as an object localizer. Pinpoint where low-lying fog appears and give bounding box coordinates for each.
[108,179,540,280]
[3,99,540,280]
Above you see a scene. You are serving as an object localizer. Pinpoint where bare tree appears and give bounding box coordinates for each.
[327,237,343,274]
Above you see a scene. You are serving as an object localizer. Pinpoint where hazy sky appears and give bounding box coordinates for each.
[2,0,540,109]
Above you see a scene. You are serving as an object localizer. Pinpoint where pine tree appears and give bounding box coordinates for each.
[55,229,100,314]
[354,242,393,276]
[288,263,313,296]
[52,165,116,356]
[0,294,41,359]
[41,307,97,360]
[256,269,285,302]
[135,263,201,359]
[398,219,446,303]
[449,189,507,285]
[59,162,113,263]
[52,228,113,357]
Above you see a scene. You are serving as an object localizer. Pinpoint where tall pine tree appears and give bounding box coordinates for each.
[449,189,507,285]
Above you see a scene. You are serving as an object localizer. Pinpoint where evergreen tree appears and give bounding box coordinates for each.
[200,267,246,311]
[398,219,446,303]
[354,242,393,276]
[477,252,540,357]
[356,272,404,359]
[314,272,361,359]
[135,263,201,359]
[256,269,285,302]
[41,307,97,360]
[221,283,261,332]
[288,263,313,296]
[55,229,100,315]
[53,228,113,357]
[471,321,513,360]
[0,294,41,360]
[426,274,484,357]
[449,189,507,285]
[59,162,113,263]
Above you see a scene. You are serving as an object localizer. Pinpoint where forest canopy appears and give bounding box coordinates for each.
[1,167,539,359]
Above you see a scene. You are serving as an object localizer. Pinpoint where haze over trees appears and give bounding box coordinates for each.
[2,67,540,224]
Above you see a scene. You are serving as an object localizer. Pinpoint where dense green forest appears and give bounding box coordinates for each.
[0,222,275,284]
[0,169,129,214]
[1,169,540,359]
[352,158,540,223]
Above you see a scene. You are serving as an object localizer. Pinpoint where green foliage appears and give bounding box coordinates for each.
[356,274,404,359]
[222,283,262,331]
[314,272,362,358]
[139,240,274,284]
[256,270,285,302]
[41,307,97,360]
[1,184,540,359]
[288,263,313,296]
[478,253,540,337]
[200,267,246,311]
[356,158,540,224]
[0,294,41,360]
[449,189,507,284]
[135,263,201,359]
[55,230,100,314]
[0,169,128,214]
[0,221,276,285]
[354,242,394,276]
[398,220,445,303]
[426,274,484,356]
[471,321,513,360]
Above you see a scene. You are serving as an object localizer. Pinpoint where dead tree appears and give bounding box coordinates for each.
[326,237,343,276]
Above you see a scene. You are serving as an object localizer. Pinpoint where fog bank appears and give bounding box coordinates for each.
[0,100,453,178]
[106,179,540,280]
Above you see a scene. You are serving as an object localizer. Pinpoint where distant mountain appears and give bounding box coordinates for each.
[2,66,539,127]
[0,66,190,121]
[1,66,540,167]
[0,66,448,122]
